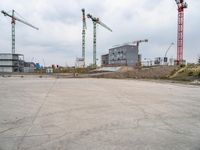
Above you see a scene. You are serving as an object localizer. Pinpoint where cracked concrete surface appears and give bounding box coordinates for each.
[0,78,200,150]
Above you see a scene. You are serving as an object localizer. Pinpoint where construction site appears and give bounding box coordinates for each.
[0,1,199,82]
[0,0,200,150]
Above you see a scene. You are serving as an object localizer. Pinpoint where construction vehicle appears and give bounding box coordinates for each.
[174,0,188,65]
[87,13,112,67]
[81,9,87,67]
[1,10,39,54]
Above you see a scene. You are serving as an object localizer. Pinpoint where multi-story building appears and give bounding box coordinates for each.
[108,45,139,66]
[101,54,109,67]
[0,53,24,73]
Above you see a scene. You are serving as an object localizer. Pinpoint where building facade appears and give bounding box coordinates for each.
[75,58,85,68]
[0,53,24,73]
[101,54,109,67]
[108,45,139,66]
[24,62,35,73]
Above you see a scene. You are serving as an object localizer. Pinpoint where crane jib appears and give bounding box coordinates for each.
[1,9,39,54]
[1,10,39,30]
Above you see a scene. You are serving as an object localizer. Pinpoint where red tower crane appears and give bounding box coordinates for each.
[175,0,188,65]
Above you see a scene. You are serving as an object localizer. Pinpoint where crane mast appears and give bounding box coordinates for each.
[82,9,86,67]
[11,10,15,54]
[175,0,188,65]
[93,21,97,66]
[87,13,112,67]
[1,10,39,54]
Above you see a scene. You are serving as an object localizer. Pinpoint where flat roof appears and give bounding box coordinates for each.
[110,44,137,50]
[0,53,24,56]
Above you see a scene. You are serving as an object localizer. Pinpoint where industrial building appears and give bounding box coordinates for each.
[24,62,35,73]
[102,45,139,67]
[0,53,24,73]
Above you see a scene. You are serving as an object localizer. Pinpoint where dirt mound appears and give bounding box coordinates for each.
[96,66,178,79]
[170,64,200,81]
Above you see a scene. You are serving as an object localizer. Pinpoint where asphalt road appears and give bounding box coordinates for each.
[0,77,200,150]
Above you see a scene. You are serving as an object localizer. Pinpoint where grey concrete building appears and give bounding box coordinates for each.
[101,54,109,67]
[0,53,24,73]
[108,45,139,66]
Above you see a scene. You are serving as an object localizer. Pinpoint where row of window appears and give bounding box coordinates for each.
[110,50,126,55]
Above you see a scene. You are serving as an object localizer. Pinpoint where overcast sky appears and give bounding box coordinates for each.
[0,0,199,66]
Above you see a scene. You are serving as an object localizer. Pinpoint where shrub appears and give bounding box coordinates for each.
[188,71,193,76]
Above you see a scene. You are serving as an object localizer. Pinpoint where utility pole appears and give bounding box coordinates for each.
[164,42,175,64]
[164,42,175,58]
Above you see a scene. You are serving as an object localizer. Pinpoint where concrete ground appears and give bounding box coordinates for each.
[0,77,200,150]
